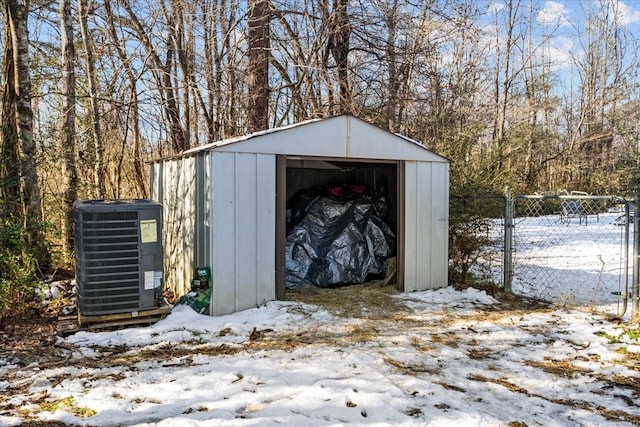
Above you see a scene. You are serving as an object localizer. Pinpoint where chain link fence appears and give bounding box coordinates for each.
[450,192,636,317]
[449,195,505,287]
[508,194,633,317]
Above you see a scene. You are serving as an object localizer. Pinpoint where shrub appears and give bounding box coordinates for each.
[448,213,496,285]
[0,216,43,316]
[448,193,504,286]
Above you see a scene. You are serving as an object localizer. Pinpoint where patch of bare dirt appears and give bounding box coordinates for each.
[0,308,63,367]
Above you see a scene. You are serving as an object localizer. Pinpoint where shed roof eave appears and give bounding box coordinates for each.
[395,134,450,163]
[149,115,448,164]
[181,118,323,156]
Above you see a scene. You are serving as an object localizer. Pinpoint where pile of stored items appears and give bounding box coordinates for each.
[285,183,395,288]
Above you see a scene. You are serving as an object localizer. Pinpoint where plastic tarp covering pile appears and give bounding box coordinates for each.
[285,185,395,288]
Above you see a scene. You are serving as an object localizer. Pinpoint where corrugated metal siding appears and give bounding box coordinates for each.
[403,161,449,292]
[430,162,449,287]
[151,157,197,297]
[182,158,197,292]
[255,155,276,305]
[210,152,276,315]
[404,161,419,291]
[194,155,210,268]
[150,163,162,203]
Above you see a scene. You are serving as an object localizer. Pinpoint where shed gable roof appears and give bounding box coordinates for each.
[182,115,448,163]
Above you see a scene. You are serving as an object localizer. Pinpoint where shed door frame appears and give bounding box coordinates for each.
[275,154,405,298]
[276,155,287,300]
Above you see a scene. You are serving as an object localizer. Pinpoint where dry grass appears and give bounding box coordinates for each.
[610,374,640,391]
[468,374,528,394]
[525,358,592,379]
[467,348,494,360]
[430,333,460,348]
[469,373,640,424]
[6,282,640,426]
[255,322,383,350]
[286,282,411,319]
[383,357,438,375]
[409,336,435,352]
[434,381,466,393]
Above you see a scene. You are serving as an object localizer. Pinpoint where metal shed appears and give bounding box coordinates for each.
[150,115,449,315]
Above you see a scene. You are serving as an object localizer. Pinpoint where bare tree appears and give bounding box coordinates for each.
[78,0,105,197]
[60,0,78,256]
[247,0,271,132]
[120,0,188,153]
[2,0,48,264]
[327,0,351,113]
[1,12,21,215]
[5,1,42,224]
[9,0,640,218]
[489,0,520,175]
[560,0,637,191]
[269,0,330,123]
[103,0,148,198]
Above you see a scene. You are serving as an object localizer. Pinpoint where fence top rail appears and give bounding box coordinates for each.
[514,194,629,202]
[450,194,506,200]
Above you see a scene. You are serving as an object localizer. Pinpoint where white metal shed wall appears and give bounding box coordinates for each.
[209,151,276,315]
[151,157,198,297]
[403,161,450,292]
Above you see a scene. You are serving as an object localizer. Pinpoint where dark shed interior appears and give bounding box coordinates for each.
[280,157,399,292]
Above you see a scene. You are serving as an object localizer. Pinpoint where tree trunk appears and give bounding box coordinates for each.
[6,0,48,263]
[8,0,40,221]
[1,15,21,216]
[329,0,350,114]
[384,0,399,131]
[104,0,149,199]
[202,0,219,142]
[120,0,187,153]
[60,0,78,257]
[104,0,147,198]
[171,0,214,143]
[78,0,105,198]
[247,0,270,132]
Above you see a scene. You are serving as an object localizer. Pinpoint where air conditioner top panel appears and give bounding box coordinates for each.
[74,199,161,212]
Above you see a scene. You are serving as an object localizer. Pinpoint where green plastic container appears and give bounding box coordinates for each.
[178,288,211,314]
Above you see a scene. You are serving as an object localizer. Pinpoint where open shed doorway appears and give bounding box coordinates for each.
[275,155,403,300]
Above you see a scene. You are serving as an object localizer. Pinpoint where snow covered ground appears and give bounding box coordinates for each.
[1,207,639,426]
[2,286,640,426]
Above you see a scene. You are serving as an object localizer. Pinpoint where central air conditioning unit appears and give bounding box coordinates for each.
[74,199,163,316]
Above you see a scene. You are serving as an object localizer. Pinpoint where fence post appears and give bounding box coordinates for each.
[621,200,630,317]
[503,187,513,293]
[633,203,640,318]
